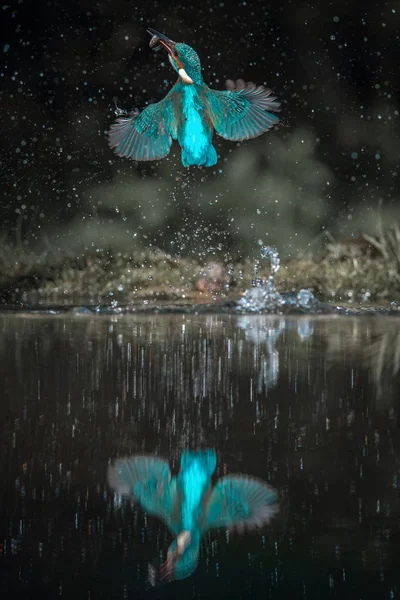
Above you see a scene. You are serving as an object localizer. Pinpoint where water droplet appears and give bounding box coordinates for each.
[296,289,315,308]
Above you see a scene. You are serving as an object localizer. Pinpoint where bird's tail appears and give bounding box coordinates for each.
[181,144,217,167]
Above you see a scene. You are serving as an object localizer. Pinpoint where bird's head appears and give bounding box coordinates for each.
[148,29,203,85]
[148,530,201,586]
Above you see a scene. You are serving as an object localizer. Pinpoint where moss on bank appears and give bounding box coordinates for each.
[1,232,400,305]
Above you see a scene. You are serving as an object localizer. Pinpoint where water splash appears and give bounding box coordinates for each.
[236,246,283,313]
[260,245,280,283]
[237,246,318,314]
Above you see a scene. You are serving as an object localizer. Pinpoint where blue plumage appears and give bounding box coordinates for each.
[108,449,278,585]
[108,29,280,168]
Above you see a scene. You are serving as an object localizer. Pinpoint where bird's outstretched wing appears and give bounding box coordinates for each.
[201,475,278,533]
[203,79,280,142]
[108,91,178,161]
[108,455,180,534]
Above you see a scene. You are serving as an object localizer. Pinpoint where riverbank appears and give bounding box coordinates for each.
[1,231,400,306]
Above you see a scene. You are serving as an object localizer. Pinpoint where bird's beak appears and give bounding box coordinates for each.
[154,532,191,584]
[147,28,194,84]
[147,28,177,55]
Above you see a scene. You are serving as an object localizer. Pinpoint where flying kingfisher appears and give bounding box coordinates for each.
[107,29,281,168]
[108,449,278,585]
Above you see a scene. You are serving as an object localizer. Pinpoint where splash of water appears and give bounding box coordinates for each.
[237,246,317,313]
[236,246,283,313]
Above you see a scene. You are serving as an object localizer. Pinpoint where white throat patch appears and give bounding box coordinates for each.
[178,68,194,84]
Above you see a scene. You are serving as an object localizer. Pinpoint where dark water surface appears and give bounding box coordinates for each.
[0,313,399,599]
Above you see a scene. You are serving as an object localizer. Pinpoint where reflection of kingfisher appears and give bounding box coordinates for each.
[108,449,278,584]
[108,29,280,168]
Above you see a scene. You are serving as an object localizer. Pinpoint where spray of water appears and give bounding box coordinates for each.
[237,246,317,313]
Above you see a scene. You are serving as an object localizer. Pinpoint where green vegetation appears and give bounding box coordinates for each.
[1,224,400,306]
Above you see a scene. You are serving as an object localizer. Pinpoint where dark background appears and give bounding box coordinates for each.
[1,0,399,260]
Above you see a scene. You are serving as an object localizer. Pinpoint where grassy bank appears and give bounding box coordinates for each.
[1,227,400,305]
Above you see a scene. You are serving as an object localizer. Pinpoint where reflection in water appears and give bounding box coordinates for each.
[0,314,399,599]
[364,327,400,402]
[108,449,278,586]
[237,317,315,391]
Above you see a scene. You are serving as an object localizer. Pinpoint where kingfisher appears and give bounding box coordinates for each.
[107,29,281,168]
[108,448,278,585]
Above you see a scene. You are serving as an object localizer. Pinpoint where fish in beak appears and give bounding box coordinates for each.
[147,28,193,84]
[147,531,192,587]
